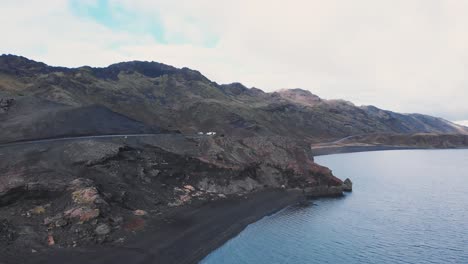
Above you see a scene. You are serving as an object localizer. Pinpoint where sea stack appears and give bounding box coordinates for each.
[343,178,353,192]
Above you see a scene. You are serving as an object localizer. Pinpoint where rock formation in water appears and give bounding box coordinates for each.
[343,178,353,192]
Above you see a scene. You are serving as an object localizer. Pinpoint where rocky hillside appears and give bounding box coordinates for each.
[0,54,465,257]
[0,54,466,144]
[338,133,468,149]
[0,134,346,254]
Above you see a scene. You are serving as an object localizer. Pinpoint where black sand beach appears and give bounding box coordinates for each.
[4,189,302,264]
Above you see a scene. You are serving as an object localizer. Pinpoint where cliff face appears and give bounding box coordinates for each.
[0,135,344,251]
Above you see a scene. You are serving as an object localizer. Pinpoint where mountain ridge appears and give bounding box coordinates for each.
[1,54,466,144]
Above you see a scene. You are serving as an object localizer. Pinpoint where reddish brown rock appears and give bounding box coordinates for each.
[184,185,195,192]
[123,218,145,231]
[47,235,55,246]
[133,209,147,216]
[64,207,100,222]
[72,187,99,205]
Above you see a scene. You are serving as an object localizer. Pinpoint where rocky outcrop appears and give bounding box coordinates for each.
[197,177,262,195]
[0,98,13,113]
[303,185,344,197]
[275,89,322,107]
[0,134,352,251]
[0,175,67,206]
[343,178,353,192]
[0,219,17,246]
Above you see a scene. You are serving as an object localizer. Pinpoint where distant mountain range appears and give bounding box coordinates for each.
[0,54,466,144]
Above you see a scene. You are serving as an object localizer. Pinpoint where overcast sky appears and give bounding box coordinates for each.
[1,0,468,122]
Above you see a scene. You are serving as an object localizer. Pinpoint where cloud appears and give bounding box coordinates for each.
[454,120,468,127]
[69,0,219,46]
[0,0,467,120]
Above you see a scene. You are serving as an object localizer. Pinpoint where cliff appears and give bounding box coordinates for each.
[0,134,346,254]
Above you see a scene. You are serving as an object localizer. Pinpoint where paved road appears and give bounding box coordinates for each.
[0,133,363,149]
[0,134,177,148]
[311,135,361,147]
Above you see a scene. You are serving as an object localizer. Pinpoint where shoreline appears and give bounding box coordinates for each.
[10,189,303,264]
[311,145,423,156]
[311,145,468,156]
[4,145,465,264]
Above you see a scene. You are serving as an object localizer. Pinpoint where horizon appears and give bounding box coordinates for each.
[2,1,468,123]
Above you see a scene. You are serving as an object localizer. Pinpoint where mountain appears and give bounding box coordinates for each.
[0,54,465,144]
[0,54,467,258]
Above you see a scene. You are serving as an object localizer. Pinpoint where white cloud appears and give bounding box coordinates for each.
[454,120,468,127]
[1,0,468,120]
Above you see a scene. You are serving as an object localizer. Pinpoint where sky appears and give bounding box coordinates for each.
[1,0,468,123]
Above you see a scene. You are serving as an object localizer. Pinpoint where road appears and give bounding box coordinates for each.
[0,133,365,149]
[311,135,361,147]
[0,134,172,148]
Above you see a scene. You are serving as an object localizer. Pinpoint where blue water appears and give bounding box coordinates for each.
[201,150,468,264]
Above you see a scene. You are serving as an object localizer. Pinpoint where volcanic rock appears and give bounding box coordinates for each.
[64,207,100,222]
[133,210,147,216]
[343,178,353,192]
[95,224,111,236]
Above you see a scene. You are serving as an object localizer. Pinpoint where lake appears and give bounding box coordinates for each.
[200,150,468,264]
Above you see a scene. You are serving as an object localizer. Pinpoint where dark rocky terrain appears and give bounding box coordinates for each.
[0,54,467,263]
[0,135,342,263]
[1,54,466,144]
[310,133,468,155]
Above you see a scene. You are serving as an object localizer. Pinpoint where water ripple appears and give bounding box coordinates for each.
[201,150,468,264]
